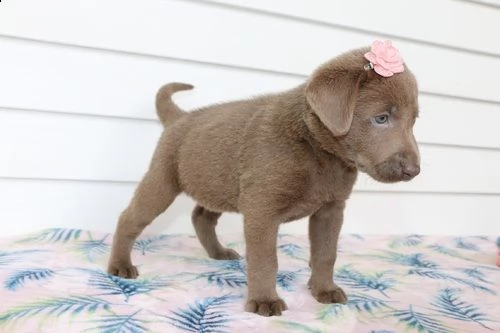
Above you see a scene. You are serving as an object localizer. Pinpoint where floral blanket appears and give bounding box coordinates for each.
[0,229,499,333]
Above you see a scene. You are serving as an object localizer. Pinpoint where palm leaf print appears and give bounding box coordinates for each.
[0,296,111,327]
[392,305,450,333]
[346,294,392,314]
[276,270,299,291]
[168,255,245,272]
[460,267,492,284]
[195,258,249,288]
[133,235,171,255]
[378,251,438,268]
[318,293,391,320]
[275,320,324,333]
[350,234,364,240]
[427,244,471,261]
[277,233,291,240]
[335,266,395,297]
[165,294,238,333]
[0,250,47,267]
[408,268,496,295]
[85,269,170,301]
[317,303,344,319]
[4,268,55,291]
[204,271,247,288]
[389,235,423,248]
[86,310,149,333]
[278,243,307,260]
[454,237,479,251]
[75,237,110,261]
[214,259,246,272]
[16,228,83,243]
[431,288,493,330]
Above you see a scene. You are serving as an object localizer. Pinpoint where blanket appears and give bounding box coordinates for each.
[0,228,499,332]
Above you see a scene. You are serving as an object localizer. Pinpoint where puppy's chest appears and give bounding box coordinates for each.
[281,165,356,223]
[310,162,357,202]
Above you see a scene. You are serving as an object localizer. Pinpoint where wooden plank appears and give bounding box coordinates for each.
[1,109,499,194]
[1,38,499,149]
[199,0,500,56]
[0,37,300,119]
[0,0,499,102]
[0,179,498,236]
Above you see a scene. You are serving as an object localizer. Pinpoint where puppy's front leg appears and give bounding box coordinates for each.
[308,201,347,304]
[244,218,287,316]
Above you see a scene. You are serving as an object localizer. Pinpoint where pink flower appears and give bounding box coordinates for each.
[364,40,405,77]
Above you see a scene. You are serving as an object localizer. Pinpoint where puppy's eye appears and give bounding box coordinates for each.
[374,114,389,125]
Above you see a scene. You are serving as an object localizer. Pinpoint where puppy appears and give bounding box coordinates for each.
[107,41,420,317]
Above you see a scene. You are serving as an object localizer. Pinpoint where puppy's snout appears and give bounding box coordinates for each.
[374,152,420,183]
[402,162,420,180]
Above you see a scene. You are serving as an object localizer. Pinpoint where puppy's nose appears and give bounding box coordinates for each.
[402,163,420,179]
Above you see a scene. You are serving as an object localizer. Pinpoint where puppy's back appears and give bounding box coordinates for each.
[173,96,271,212]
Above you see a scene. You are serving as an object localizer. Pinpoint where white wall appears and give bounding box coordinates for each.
[1,0,499,236]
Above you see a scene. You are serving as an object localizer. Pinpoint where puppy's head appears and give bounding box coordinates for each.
[306,42,420,183]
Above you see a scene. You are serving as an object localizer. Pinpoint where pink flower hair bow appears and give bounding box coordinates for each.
[364,40,405,77]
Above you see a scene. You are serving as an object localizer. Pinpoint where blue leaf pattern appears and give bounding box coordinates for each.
[427,243,470,261]
[389,234,423,248]
[0,250,47,267]
[379,251,438,268]
[276,270,299,291]
[165,294,238,333]
[0,296,111,325]
[431,288,493,330]
[4,268,55,291]
[204,271,247,288]
[454,237,479,251]
[318,293,391,319]
[278,243,305,259]
[275,321,324,333]
[17,228,83,243]
[335,266,395,297]
[86,310,148,333]
[392,305,450,333]
[198,258,247,288]
[134,235,171,255]
[85,269,169,301]
[408,268,496,295]
[75,237,110,261]
[0,229,499,332]
[460,267,493,284]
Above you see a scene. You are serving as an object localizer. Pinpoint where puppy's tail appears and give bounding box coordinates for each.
[155,82,194,126]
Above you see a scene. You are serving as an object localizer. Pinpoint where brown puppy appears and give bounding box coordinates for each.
[107,44,420,317]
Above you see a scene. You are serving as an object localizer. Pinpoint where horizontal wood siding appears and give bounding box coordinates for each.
[0,0,499,235]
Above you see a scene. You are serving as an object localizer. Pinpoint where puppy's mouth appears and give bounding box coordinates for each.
[371,171,409,183]
[356,160,420,183]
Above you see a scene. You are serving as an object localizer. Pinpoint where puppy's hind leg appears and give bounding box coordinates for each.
[192,205,240,260]
[107,147,180,278]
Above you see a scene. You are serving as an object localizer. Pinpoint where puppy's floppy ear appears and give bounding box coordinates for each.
[306,69,364,136]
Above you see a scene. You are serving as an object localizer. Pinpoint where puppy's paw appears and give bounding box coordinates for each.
[107,262,139,279]
[312,286,347,304]
[245,298,288,317]
[211,248,241,260]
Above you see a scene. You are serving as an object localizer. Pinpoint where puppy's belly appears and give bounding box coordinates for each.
[179,168,240,213]
[280,201,323,223]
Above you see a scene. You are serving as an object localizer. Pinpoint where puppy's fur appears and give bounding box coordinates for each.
[107,46,420,316]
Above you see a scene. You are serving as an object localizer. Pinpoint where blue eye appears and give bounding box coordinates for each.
[374,114,389,124]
